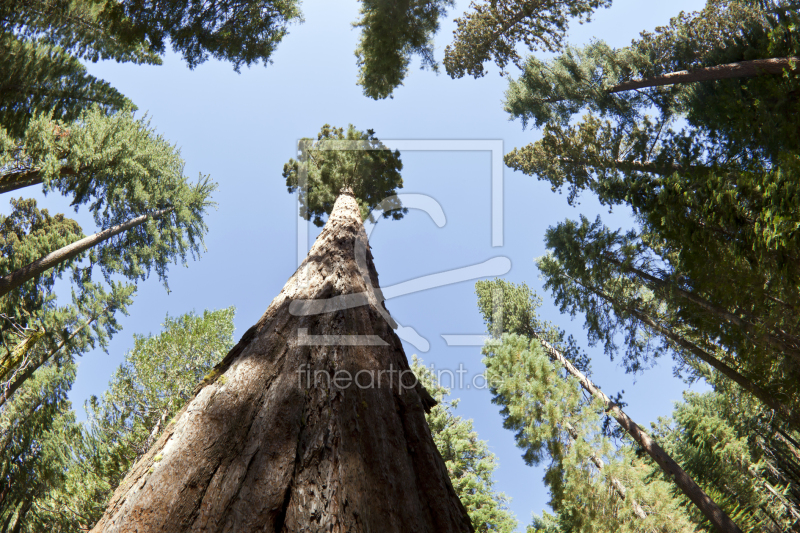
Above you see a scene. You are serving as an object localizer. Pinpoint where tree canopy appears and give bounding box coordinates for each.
[502,0,800,434]
[282,124,407,226]
[444,0,611,79]
[354,0,453,99]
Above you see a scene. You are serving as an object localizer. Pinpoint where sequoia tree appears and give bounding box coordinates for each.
[90,127,474,532]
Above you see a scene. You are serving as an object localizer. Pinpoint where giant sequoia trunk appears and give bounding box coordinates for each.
[91,191,474,533]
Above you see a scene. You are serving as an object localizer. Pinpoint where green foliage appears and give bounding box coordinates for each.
[1,0,303,72]
[481,333,693,533]
[2,106,217,286]
[0,104,215,395]
[354,0,453,99]
[503,1,800,161]
[20,307,236,531]
[0,361,78,532]
[502,0,800,431]
[0,34,131,138]
[652,381,800,532]
[536,215,800,411]
[412,356,518,533]
[282,124,407,226]
[443,0,611,79]
[116,0,304,72]
[475,278,591,375]
[0,199,83,315]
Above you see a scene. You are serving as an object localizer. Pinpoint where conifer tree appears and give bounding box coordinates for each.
[653,378,800,532]
[282,124,407,225]
[354,0,453,99]
[0,361,78,532]
[89,128,474,532]
[536,216,800,431]
[502,0,800,430]
[481,331,695,533]
[476,279,743,533]
[412,356,518,533]
[0,106,215,396]
[16,308,238,532]
[443,0,611,79]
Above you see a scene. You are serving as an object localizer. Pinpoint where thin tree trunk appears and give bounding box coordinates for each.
[91,192,474,533]
[531,332,743,533]
[0,313,100,409]
[0,170,42,195]
[572,277,800,431]
[604,254,800,362]
[564,422,649,520]
[0,165,77,195]
[608,57,800,93]
[0,207,173,299]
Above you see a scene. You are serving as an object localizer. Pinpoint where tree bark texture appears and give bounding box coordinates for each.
[91,192,474,533]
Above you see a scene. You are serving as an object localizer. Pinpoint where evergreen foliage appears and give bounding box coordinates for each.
[443,0,611,79]
[536,216,800,429]
[4,307,236,531]
[282,124,407,226]
[412,356,518,533]
[354,0,453,99]
[0,0,303,71]
[0,361,77,531]
[652,379,800,532]
[502,0,800,435]
[481,331,694,532]
[0,34,131,138]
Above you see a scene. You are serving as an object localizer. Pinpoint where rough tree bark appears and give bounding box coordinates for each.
[90,191,474,533]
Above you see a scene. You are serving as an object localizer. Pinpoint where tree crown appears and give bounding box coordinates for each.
[282,124,407,226]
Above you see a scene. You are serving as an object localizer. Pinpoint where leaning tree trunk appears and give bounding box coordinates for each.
[91,191,474,533]
[532,333,743,533]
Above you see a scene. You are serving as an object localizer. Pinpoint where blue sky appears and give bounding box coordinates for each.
[8,0,708,528]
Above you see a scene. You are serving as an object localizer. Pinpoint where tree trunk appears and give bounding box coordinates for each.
[90,191,474,533]
[608,57,800,93]
[531,333,743,533]
[570,276,800,432]
[0,207,173,299]
[564,422,648,520]
[0,312,99,409]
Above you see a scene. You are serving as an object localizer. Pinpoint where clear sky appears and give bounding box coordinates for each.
[8,0,708,528]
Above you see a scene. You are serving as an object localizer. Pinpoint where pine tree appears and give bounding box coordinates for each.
[502,0,800,433]
[653,375,800,532]
[354,0,453,99]
[443,0,611,79]
[0,106,215,396]
[14,308,238,532]
[0,360,78,532]
[476,278,744,533]
[535,216,800,431]
[412,356,518,533]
